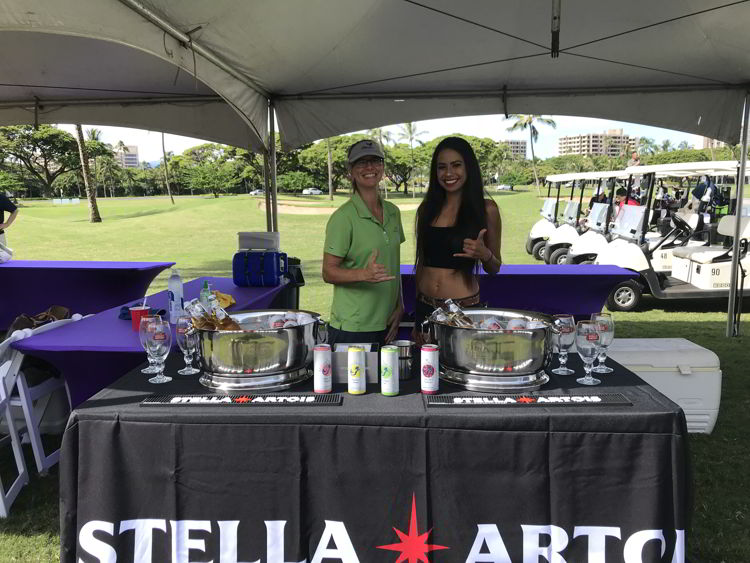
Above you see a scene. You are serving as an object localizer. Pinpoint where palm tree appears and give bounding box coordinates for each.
[398,122,427,194]
[75,124,102,222]
[677,140,691,151]
[326,137,333,201]
[506,115,556,193]
[161,132,175,204]
[367,127,394,148]
[661,139,674,153]
[637,137,658,155]
[86,128,103,197]
[367,127,395,197]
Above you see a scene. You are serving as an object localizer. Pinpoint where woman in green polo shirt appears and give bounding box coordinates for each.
[322,139,405,347]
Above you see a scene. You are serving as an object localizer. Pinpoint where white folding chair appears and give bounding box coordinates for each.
[0,332,30,517]
[7,315,82,474]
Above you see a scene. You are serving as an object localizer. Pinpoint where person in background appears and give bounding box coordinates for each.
[413,136,501,340]
[322,139,405,348]
[627,151,642,191]
[586,189,609,216]
[614,187,640,218]
[0,190,18,247]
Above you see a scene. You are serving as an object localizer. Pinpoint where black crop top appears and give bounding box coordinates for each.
[423,225,477,270]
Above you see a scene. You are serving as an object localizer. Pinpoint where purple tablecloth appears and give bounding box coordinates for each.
[0,260,174,330]
[401,264,637,319]
[12,277,288,407]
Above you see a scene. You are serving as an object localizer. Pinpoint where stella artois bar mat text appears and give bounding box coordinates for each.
[426,393,632,407]
[141,394,343,406]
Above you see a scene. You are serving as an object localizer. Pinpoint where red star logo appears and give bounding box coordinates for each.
[517,396,535,404]
[233,395,251,403]
[377,493,449,563]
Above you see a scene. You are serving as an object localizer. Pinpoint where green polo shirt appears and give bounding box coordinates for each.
[324,192,405,332]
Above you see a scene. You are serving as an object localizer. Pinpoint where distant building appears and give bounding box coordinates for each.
[115,145,140,168]
[558,129,639,157]
[701,137,726,150]
[500,139,527,159]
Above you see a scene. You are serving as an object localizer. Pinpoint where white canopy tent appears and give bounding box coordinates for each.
[1,0,749,334]
[1,1,749,147]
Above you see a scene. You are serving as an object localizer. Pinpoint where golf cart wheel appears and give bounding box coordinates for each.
[606,280,642,312]
[549,247,569,265]
[525,237,533,254]
[531,240,546,261]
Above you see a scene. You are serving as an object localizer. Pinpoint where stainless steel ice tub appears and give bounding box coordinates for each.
[195,309,324,391]
[423,308,555,392]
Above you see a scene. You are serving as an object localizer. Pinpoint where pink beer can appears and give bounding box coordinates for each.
[313,344,332,393]
[420,344,439,395]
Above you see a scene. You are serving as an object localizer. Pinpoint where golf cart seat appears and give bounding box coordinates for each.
[672,215,750,263]
[562,200,580,225]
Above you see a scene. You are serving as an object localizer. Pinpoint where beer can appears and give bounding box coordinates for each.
[347,346,366,395]
[313,344,332,394]
[380,345,399,396]
[420,344,439,394]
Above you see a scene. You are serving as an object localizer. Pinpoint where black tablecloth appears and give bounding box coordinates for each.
[60,356,690,563]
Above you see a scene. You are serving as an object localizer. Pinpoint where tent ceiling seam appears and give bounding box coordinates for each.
[286,52,548,96]
[0,96,225,109]
[402,0,548,50]
[0,82,218,98]
[562,51,732,85]
[277,83,747,102]
[561,0,750,52]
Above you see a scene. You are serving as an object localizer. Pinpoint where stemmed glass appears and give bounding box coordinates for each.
[145,318,172,384]
[575,320,602,386]
[551,314,575,375]
[591,312,614,374]
[139,315,162,374]
[175,315,200,375]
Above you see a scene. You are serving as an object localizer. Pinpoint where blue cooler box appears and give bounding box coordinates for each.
[233,251,288,287]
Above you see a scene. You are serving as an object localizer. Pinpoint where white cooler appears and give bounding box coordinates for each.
[608,338,721,434]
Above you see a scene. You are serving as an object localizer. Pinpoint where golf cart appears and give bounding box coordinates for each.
[565,171,629,264]
[544,170,628,264]
[595,162,750,310]
[581,162,737,274]
[542,173,587,264]
[524,178,565,261]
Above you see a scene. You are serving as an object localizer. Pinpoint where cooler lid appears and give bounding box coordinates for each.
[608,338,720,370]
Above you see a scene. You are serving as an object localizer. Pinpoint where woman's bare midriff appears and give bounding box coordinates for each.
[418,266,479,300]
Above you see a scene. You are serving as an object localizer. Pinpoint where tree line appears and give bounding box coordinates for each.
[0,122,744,221]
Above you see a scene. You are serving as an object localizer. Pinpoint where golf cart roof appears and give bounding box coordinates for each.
[546,170,629,183]
[626,161,739,176]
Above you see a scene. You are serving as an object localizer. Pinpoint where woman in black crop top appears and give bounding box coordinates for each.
[413,137,502,340]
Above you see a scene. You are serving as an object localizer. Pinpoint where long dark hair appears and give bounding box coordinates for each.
[415,136,487,282]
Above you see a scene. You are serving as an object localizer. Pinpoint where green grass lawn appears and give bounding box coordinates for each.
[1,187,748,561]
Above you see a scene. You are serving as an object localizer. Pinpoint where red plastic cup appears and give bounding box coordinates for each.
[129,306,150,331]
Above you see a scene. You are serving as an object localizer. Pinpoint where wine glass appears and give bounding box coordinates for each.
[591,312,614,374]
[145,318,172,384]
[551,314,575,375]
[139,314,162,374]
[175,315,200,375]
[575,320,601,386]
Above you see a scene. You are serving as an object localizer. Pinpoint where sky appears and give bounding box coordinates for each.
[58,115,703,164]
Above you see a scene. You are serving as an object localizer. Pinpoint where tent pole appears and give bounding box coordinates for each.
[726,91,750,337]
[269,102,279,232]
[263,150,272,232]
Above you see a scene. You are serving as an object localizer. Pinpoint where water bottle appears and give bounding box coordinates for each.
[199,280,212,308]
[167,268,184,324]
